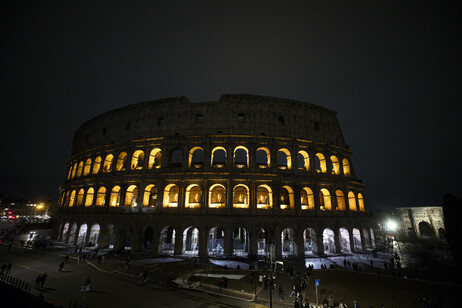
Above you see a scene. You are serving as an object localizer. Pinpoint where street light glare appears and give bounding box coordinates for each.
[387,220,398,231]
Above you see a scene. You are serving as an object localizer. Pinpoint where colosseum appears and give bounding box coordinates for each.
[54,94,374,259]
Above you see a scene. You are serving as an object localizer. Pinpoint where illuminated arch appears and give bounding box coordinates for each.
[71,162,77,178]
[277,148,292,170]
[348,191,357,211]
[208,184,226,208]
[297,150,310,171]
[257,184,273,209]
[182,226,199,255]
[124,185,139,207]
[281,228,297,256]
[69,190,76,207]
[95,187,106,206]
[76,161,84,177]
[188,147,204,168]
[303,228,318,255]
[116,152,128,171]
[143,184,158,207]
[109,186,121,207]
[339,228,351,253]
[335,190,346,211]
[185,184,202,208]
[103,154,114,173]
[148,148,162,169]
[211,146,227,168]
[84,187,94,207]
[279,186,294,209]
[67,165,73,180]
[343,158,351,176]
[301,187,315,210]
[323,228,336,254]
[256,147,271,168]
[233,184,249,208]
[319,188,332,210]
[163,184,179,208]
[315,153,327,173]
[76,189,84,206]
[358,193,365,212]
[83,158,92,176]
[233,146,249,168]
[93,156,101,174]
[131,150,145,170]
[330,155,340,175]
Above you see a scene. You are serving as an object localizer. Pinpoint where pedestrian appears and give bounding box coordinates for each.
[35,274,42,289]
[290,285,296,297]
[347,260,351,268]
[6,263,11,274]
[279,284,284,301]
[77,255,81,263]
[328,294,334,308]
[258,274,263,286]
[138,269,148,285]
[370,260,373,268]
[40,272,48,288]
[59,262,64,272]
[344,259,347,268]
[353,300,359,308]
[64,255,69,264]
[0,264,6,275]
[304,298,310,308]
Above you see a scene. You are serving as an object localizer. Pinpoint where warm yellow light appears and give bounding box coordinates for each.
[37,204,44,210]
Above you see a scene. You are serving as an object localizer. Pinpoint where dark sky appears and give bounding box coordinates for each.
[1,2,461,210]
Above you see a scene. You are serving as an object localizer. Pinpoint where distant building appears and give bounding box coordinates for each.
[396,206,445,240]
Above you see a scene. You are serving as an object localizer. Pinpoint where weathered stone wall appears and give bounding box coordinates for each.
[397,207,445,239]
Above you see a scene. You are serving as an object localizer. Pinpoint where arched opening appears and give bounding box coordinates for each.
[419,221,436,238]
[335,190,346,211]
[188,147,204,168]
[319,188,332,210]
[323,228,336,254]
[103,154,114,172]
[343,158,351,176]
[61,222,69,241]
[233,184,249,208]
[143,185,158,207]
[67,165,73,180]
[120,226,133,251]
[297,150,310,171]
[77,224,87,246]
[300,187,315,210]
[182,227,199,255]
[277,149,292,170]
[257,228,267,256]
[116,152,128,171]
[163,184,179,208]
[358,193,365,211]
[85,188,94,207]
[348,191,357,211]
[142,227,153,250]
[303,228,317,255]
[339,228,351,253]
[69,190,76,207]
[315,153,327,173]
[352,228,362,251]
[185,184,201,208]
[209,184,226,208]
[109,186,121,207]
[83,158,92,176]
[256,147,270,168]
[148,148,162,169]
[233,227,249,256]
[124,185,139,207]
[95,187,106,206]
[257,185,272,209]
[233,146,249,168]
[170,148,183,167]
[88,224,100,247]
[208,227,224,256]
[92,156,101,174]
[76,189,84,206]
[76,161,84,177]
[279,186,294,209]
[131,150,145,170]
[330,156,340,175]
[71,162,78,179]
[211,147,227,168]
[281,228,297,256]
[68,223,78,244]
[362,228,371,248]
[158,226,175,255]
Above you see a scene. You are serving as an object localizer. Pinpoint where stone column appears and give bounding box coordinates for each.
[316,233,325,256]
[174,227,183,255]
[296,229,305,258]
[349,230,355,252]
[198,226,209,258]
[274,227,282,259]
[224,226,233,256]
[333,228,341,253]
[248,228,258,259]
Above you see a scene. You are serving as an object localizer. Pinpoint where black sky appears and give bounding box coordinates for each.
[1,1,461,210]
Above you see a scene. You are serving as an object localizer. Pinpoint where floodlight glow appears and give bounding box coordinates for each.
[386,220,398,231]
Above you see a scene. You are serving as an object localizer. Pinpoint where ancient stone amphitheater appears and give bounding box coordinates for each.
[54,94,374,259]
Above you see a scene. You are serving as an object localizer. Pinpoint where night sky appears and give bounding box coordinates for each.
[1,2,461,210]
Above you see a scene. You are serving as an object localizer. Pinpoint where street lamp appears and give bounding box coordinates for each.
[386,220,398,232]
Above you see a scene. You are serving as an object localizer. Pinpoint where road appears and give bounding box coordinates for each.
[0,245,266,308]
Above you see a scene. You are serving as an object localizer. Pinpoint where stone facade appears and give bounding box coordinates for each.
[54,94,373,259]
[397,206,446,239]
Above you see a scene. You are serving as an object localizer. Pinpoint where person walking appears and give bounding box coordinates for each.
[35,274,42,289]
[353,300,359,308]
[64,255,69,264]
[59,262,64,272]
[40,272,48,289]
[328,294,334,308]
[278,284,284,301]
[304,298,310,308]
